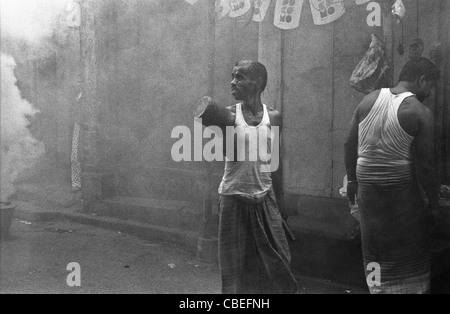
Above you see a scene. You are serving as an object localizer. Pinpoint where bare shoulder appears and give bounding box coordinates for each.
[266,106,282,127]
[355,90,382,121]
[365,89,382,101]
[398,96,433,136]
[403,96,428,111]
[403,96,433,123]
[224,105,237,126]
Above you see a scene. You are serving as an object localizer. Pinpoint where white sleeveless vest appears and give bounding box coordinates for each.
[218,103,273,200]
[357,88,416,186]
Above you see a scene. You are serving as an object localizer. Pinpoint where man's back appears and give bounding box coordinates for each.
[356,88,421,186]
[357,88,427,137]
[344,57,440,294]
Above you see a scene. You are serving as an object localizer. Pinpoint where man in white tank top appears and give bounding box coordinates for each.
[195,60,297,294]
[344,57,441,294]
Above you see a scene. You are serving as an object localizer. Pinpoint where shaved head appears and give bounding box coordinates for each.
[234,60,268,92]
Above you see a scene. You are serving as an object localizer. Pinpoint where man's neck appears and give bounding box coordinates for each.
[391,81,415,95]
[241,95,263,115]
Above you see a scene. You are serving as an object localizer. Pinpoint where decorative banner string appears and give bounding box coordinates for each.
[252,0,272,23]
[309,0,345,25]
[274,0,305,30]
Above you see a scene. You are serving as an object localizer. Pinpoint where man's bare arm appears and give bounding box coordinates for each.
[343,91,380,204]
[194,97,235,129]
[344,107,360,204]
[269,109,286,219]
[415,106,440,210]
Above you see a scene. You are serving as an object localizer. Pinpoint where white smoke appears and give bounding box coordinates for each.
[1,54,45,201]
[0,0,73,201]
[1,0,70,44]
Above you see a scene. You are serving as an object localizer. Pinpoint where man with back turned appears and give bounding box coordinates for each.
[344,57,441,294]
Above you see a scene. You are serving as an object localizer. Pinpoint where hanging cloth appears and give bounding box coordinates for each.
[350,34,391,95]
[71,122,82,191]
[392,0,406,23]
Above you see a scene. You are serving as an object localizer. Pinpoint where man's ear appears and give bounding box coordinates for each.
[418,75,427,87]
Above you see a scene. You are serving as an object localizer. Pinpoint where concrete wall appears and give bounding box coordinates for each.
[86,0,209,204]
[258,1,384,228]
[80,0,263,206]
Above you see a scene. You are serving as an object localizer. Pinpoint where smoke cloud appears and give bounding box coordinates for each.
[1,54,45,201]
[1,1,74,201]
[1,0,70,44]
[1,0,72,64]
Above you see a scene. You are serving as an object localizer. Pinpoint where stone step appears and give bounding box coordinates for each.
[96,196,218,233]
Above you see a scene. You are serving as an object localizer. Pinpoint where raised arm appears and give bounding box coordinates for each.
[193,96,235,129]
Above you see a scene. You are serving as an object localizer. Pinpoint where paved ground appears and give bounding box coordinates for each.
[0,218,367,294]
[0,219,221,294]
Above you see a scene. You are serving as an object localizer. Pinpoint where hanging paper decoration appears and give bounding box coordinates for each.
[274,0,304,30]
[391,0,406,23]
[229,0,252,18]
[216,0,231,19]
[309,0,345,25]
[252,0,271,22]
[66,1,81,28]
[184,0,199,4]
[355,0,370,5]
